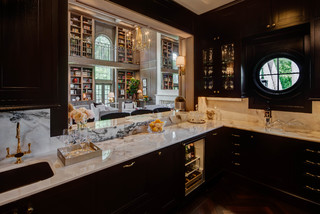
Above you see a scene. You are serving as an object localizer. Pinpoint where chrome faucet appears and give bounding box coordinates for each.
[6,122,31,164]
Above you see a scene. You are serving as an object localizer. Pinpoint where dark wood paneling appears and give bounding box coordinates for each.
[0,0,67,136]
[0,0,58,107]
[50,0,68,136]
[309,18,320,99]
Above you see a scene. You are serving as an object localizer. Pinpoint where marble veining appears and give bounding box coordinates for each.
[0,109,51,162]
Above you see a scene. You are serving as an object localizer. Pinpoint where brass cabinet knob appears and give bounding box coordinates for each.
[266,24,271,29]
[272,23,276,27]
[158,151,162,156]
[27,206,34,214]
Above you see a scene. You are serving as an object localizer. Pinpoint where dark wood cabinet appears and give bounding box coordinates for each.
[0,175,95,214]
[199,39,242,98]
[95,155,150,214]
[147,144,184,213]
[247,132,301,191]
[243,0,311,37]
[297,140,320,203]
[0,0,67,110]
[205,127,229,181]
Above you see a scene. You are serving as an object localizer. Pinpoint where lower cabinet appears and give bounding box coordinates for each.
[298,140,320,203]
[147,144,184,213]
[95,144,184,214]
[205,127,229,181]
[95,154,151,214]
[0,175,96,214]
[211,127,319,205]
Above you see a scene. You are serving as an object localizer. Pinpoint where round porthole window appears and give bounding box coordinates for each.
[255,55,303,96]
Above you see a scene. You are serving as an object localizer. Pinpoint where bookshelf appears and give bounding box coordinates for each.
[162,73,174,90]
[69,12,94,58]
[117,70,135,99]
[117,27,133,64]
[69,66,94,102]
[161,37,179,71]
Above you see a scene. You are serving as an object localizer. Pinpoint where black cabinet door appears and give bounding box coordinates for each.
[205,127,229,181]
[246,132,301,191]
[0,175,95,214]
[242,0,272,37]
[0,0,63,109]
[95,155,150,214]
[271,0,311,30]
[147,144,184,213]
[243,0,311,37]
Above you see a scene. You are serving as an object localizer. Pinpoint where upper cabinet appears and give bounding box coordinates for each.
[243,0,311,37]
[0,0,67,110]
[199,38,241,98]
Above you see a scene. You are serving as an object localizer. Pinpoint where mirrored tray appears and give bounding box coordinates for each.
[57,142,102,166]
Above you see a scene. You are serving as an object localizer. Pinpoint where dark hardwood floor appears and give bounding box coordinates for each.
[175,173,319,214]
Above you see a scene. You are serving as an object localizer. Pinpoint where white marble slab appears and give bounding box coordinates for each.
[0,109,51,163]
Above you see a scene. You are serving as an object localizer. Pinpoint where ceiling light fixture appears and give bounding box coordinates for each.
[132,26,151,52]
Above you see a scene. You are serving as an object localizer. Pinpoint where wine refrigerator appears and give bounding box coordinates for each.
[184,138,205,196]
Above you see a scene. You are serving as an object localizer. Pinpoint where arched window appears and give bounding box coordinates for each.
[95,35,112,61]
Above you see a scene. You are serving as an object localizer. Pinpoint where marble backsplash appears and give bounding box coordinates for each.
[0,109,186,165]
[198,97,320,132]
[0,109,52,162]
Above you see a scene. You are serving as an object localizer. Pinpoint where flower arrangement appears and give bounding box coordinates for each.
[143,95,149,102]
[70,108,95,128]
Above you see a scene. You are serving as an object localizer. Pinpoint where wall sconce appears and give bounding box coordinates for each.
[176,56,186,75]
[108,92,115,103]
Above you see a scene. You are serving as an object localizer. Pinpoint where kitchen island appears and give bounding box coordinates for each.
[1,112,320,213]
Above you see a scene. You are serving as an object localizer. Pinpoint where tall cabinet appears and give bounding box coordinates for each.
[69,12,94,58]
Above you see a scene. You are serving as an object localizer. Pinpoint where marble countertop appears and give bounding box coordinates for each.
[1,117,320,206]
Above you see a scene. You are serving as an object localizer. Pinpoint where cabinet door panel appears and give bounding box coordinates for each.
[0,0,59,107]
[205,127,229,181]
[96,156,149,213]
[247,133,300,190]
[243,0,271,37]
[271,0,311,30]
[147,144,183,212]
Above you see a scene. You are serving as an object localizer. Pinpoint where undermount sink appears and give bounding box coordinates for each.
[0,162,54,194]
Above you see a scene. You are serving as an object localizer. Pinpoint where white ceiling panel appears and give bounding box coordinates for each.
[174,0,235,15]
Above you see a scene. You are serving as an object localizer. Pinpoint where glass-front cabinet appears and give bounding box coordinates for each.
[201,39,240,97]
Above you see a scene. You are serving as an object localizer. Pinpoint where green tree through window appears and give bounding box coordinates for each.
[259,57,299,91]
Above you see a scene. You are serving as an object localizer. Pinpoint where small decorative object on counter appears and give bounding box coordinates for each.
[148,119,165,133]
[57,142,102,166]
[206,110,215,120]
[188,111,206,124]
[70,107,95,130]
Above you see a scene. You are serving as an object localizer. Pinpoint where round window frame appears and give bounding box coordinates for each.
[253,52,305,97]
